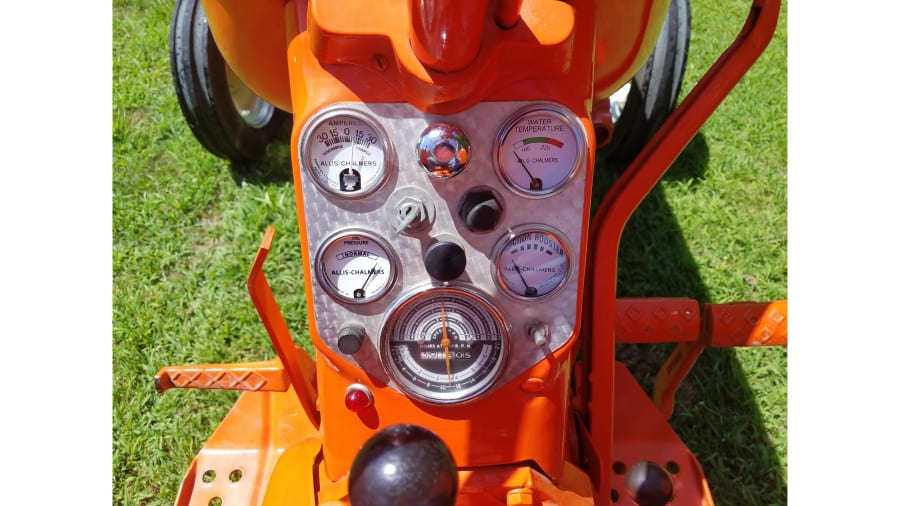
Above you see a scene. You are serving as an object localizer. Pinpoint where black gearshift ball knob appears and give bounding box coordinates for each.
[348,424,458,506]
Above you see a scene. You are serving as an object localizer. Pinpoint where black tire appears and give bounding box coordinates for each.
[169,0,287,164]
[601,0,691,171]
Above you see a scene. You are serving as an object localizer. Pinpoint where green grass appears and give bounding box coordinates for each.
[112,1,786,505]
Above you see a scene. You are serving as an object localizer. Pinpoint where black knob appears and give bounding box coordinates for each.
[349,424,458,506]
[424,240,467,281]
[625,461,674,506]
[459,190,502,232]
[338,325,366,355]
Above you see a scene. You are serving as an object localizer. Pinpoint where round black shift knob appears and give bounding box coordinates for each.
[424,240,467,281]
[348,424,458,506]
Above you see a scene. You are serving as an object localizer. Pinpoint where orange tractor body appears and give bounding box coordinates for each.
[155,1,786,504]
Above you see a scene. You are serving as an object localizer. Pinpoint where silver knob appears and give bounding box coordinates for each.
[528,322,550,346]
[416,123,470,178]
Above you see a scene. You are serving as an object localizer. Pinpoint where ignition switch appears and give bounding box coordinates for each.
[386,187,436,234]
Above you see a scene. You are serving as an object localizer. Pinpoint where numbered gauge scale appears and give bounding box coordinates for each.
[295,102,588,401]
[492,225,572,300]
[315,230,398,304]
[494,104,585,198]
[299,108,394,198]
[380,286,510,404]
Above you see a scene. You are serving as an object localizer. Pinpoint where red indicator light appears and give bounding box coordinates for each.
[345,385,373,412]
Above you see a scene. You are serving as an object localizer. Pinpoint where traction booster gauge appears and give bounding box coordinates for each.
[492,225,572,300]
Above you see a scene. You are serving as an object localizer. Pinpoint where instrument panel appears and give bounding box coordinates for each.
[297,101,590,404]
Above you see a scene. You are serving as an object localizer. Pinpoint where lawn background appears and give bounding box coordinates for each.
[112,1,787,505]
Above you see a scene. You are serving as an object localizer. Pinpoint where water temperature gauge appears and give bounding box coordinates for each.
[315,230,398,304]
[492,225,571,300]
[494,104,586,198]
[300,108,394,198]
[380,286,510,404]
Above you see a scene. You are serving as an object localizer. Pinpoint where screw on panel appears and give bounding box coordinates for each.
[372,54,388,71]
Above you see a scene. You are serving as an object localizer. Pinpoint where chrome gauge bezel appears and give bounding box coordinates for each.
[491,224,573,301]
[379,285,511,405]
[493,103,587,198]
[299,107,395,199]
[314,229,399,304]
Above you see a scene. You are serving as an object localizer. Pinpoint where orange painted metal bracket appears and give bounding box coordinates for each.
[611,363,714,505]
[155,359,289,393]
[588,10,785,499]
[651,299,787,418]
[303,0,578,112]
[652,341,707,420]
[247,226,320,428]
[173,389,322,506]
[573,362,715,504]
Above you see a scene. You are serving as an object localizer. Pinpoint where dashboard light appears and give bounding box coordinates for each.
[345,384,373,412]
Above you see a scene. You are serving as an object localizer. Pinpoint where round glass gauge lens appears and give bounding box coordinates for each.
[493,226,571,300]
[495,105,585,197]
[316,231,397,304]
[301,109,393,198]
[381,286,509,404]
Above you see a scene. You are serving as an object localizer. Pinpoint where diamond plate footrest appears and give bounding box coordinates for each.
[154,359,289,393]
[615,298,701,343]
[706,300,788,347]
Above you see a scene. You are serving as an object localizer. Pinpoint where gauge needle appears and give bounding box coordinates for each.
[511,260,538,297]
[355,262,379,298]
[340,135,359,192]
[513,151,543,191]
[440,302,452,384]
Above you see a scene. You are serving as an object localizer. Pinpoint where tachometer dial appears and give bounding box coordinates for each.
[301,108,393,198]
[495,104,585,198]
[381,286,509,404]
[492,225,571,300]
[316,230,398,304]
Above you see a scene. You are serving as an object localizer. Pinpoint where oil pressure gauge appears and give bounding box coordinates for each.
[315,230,398,304]
[381,286,510,404]
[492,225,571,300]
[300,107,394,198]
[494,104,586,198]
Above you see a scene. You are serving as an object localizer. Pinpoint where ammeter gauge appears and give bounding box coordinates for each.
[300,108,393,198]
[381,286,509,404]
[315,230,398,304]
[492,225,571,300]
[494,104,585,198]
